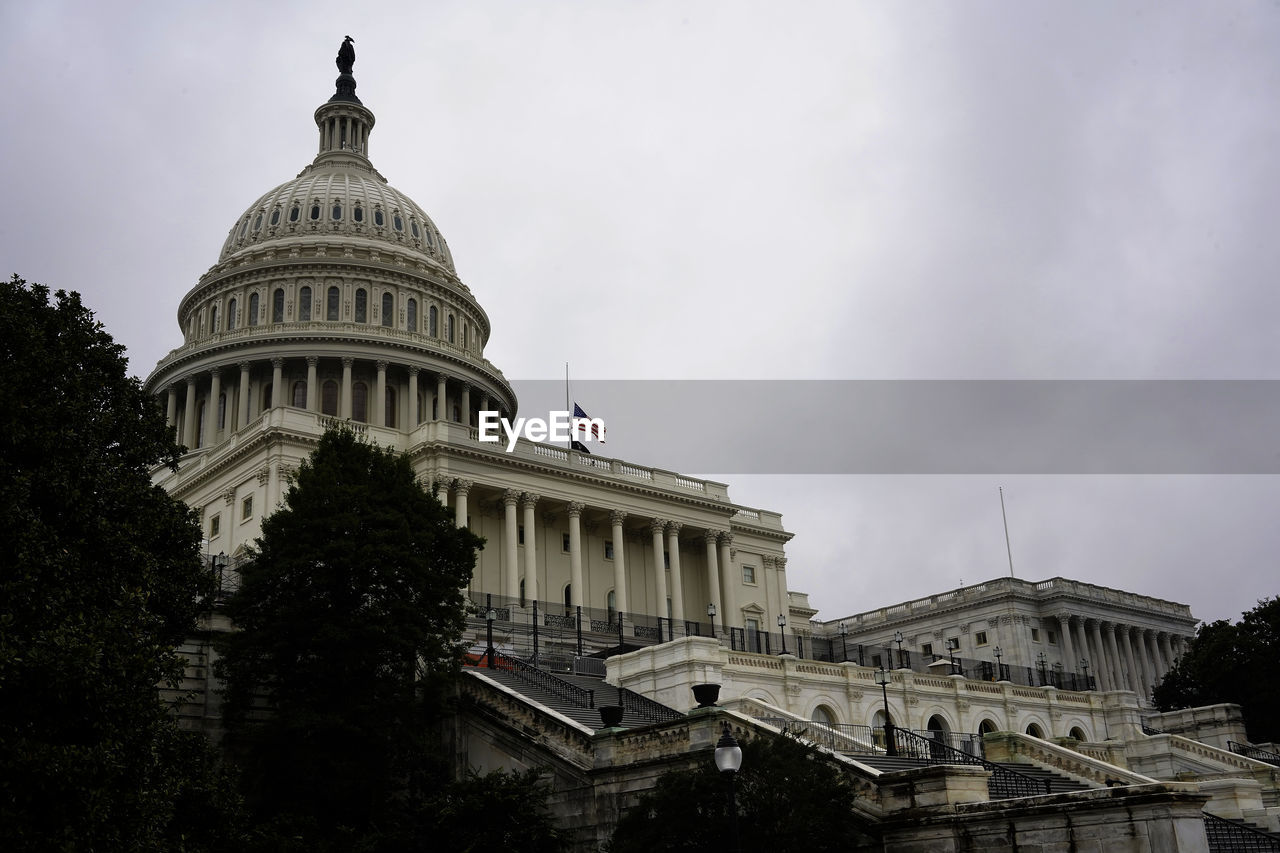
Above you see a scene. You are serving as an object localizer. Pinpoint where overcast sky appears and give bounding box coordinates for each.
[4,1,1278,625]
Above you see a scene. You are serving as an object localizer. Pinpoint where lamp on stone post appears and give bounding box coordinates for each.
[714,721,743,853]
[993,645,1004,681]
[777,613,788,655]
[874,667,896,756]
[484,593,497,670]
[839,621,849,663]
[708,602,717,638]
[894,630,905,669]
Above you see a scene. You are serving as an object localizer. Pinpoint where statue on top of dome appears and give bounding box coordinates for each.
[336,36,355,75]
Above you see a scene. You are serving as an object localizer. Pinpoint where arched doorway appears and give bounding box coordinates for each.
[926,714,951,757]
[1025,722,1045,738]
[978,718,999,736]
[813,704,838,726]
[1069,726,1088,741]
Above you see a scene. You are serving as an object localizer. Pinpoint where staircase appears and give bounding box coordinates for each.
[465,657,682,731]
[852,754,1091,799]
[1204,813,1280,852]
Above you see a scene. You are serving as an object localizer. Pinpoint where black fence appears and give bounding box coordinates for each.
[1203,813,1280,852]
[891,728,1050,799]
[1228,741,1280,768]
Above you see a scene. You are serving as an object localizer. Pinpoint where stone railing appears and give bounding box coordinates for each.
[984,732,1153,787]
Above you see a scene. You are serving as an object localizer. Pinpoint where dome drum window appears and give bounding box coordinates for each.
[310,203,321,221]
[353,205,363,223]
[332,203,342,221]
[380,292,393,327]
[270,208,281,226]
[393,214,403,232]
[374,209,384,227]
[289,204,301,223]
[410,219,420,238]
[252,213,263,232]
[355,288,368,324]
[249,292,259,326]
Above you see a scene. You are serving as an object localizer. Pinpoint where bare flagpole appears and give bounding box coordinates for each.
[999,485,1015,578]
[565,363,571,449]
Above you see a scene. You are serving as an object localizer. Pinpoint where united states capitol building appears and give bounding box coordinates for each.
[148,43,1280,853]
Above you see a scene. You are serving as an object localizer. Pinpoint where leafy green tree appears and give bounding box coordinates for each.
[0,275,238,851]
[609,729,874,853]
[216,428,485,844]
[1154,597,1280,743]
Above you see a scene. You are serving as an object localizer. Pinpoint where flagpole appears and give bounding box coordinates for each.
[565,363,571,449]
[999,486,1015,578]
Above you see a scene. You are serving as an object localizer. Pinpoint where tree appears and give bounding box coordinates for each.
[1153,597,1280,743]
[608,730,875,853]
[0,275,237,851]
[216,428,484,843]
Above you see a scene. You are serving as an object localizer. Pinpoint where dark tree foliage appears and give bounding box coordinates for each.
[1153,597,1280,743]
[0,275,237,851]
[216,428,484,841]
[609,730,873,853]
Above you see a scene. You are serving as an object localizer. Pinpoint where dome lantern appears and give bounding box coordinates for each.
[315,36,374,163]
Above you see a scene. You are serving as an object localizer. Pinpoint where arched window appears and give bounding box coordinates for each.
[270,208,280,226]
[353,205,364,223]
[410,219,420,238]
[352,382,368,423]
[326,286,340,321]
[417,392,426,424]
[321,380,338,416]
[310,203,321,221]
[292,381,307,408]
[447,314,455,343]
[354,288,367,323]
[272,288,284,323]
[463,324,469,350]
[519,579,526,608]
[393,214,403,232]
[332,203,342,221]
[216,393,226,430]
[607,590,616,624]
[407,298,418,331]
[374,208,384,227]
[813,704,837,726]
[227,298,237,330]
[978,719,999,736]
[384,386,397,427]
[428,306,438,337]
[252,212,262,232]
[298,286,311,321]
[381,292,393,327]
[248,292,259,326]
[196,401,206,447]
[1025,723,1045,738]
[1068,726,1087,741]
[210,304,219,332]
[452,404,461,423]
[289,203,300,223]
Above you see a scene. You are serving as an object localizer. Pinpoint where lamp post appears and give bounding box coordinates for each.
[946,637,960,675]
[714,721,743,853]
[484,594,497,670]
[874,667,896,756]
[839,621,849,663]
[777,613,788,655]
[211,551,229,600]
[1036,651,1048,686]
[894,630,905,669]
[993,645,1004,681]
[708,602,717,638]
[1052,661,1063,688]
[1080,657,1092,691]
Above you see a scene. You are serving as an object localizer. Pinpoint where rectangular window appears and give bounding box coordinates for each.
[871,654,883,669]
[1048,630,1057,645]
[742,565,756,584]
[975,631,988,646]
[745,618,760,634]
[921,642,933,657]
[604,540,614,560]
[562,532,571,553]
[209,514,221,538]
[1031,627,1041,642]
[241,495,253,521]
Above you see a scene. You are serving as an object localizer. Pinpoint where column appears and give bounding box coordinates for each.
[1073,618,1091,679]
[503,490,520,600]
[719,533,736,629]
[1158,632,1175,676]
[1056,614,1076,674]
[522,493,539,603]
[1137,629,1158,700]
[340,357,353,419]
[436,374,447,421]
[267,461,280,510]
[375,361,387,427]
[650,519,669,626]
[666,522,684,629]
[182,375,197,449]
[480,393,491,419]
[165,386,177,428]
[567,502,584,608]
[1088,620,1111,691]
[306,356,318,412]
[1118,624,1139,694]
[271,357,283,409]
[1102,621,1124,692]
[705,532,722,634]
[435,479,449,505]
[236,362,251,428]
[454,479,471,529]
[775,556,789,625]
[611,510,628,615]
[460,383,471,428]
[208,368,222,441]
[408,367,419,427]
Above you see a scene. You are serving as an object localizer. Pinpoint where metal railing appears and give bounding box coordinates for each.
[1203,813,1280,852]
[615,686,684,724]
[891,727,1050,799]
[1229,741,1280,767]
[492,653,595,710]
